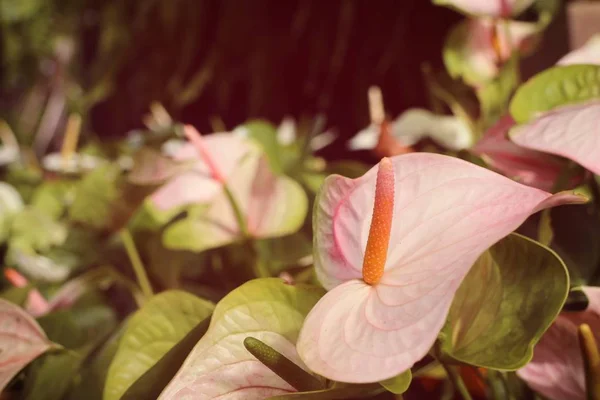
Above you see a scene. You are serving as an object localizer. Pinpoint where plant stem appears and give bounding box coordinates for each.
[440,363,473,400]
[224,184,249,237]
[579,323,600,400]
[120,229,153,299]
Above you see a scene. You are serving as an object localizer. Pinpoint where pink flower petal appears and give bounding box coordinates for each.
[557,34,600,66]
[510,101,600,175]
[472,115,575,191]
[0,299,52,391]
[304,153,586,383]
[150,132,253,211]
[518,287,600,400]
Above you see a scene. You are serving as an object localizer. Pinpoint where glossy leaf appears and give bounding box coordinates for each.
[380,370,412,394]
[299,153,585,383]
[163,155,308,252]
[0,299,53,392]
[0,182,23,242]
[120,317,211,400]
[158,278,325,399]
[104,290,214,400]
[510,64,600,124]
[23,350,84,400]
[440,233,569,369]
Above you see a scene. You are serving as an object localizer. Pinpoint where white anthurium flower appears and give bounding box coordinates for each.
[349,108,474,151]
[557,34,600,66]
[42,153,106,174]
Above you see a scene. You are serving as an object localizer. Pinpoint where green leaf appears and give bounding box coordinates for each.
[9,208,67,253]
[69,165,121,230]
[380,370,412,394]
[440,233,569,369]
[0,285,32,306]
[30,181,72,220]
[157,278,325,398]
[510,64,600,124]
[120,316,211,400]
[104,290,214,400]
[243,336,324,392]
[254,232,312,275]
[477,57,519,127]
[0,182,23,243]
[243,120,285,174]
[37,301,117,350]
[0,0,43,22]
[23,350,84,400]
[66,326,125,400]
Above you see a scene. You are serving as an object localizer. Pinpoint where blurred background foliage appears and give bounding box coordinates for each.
[0,0,569,159]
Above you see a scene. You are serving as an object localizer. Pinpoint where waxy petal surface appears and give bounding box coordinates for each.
[150,132,253,211]
[0,299,52,391]
[518,287,600,400]
[510,101,600,175]
[472,115,572,191]
[304,153,585,382]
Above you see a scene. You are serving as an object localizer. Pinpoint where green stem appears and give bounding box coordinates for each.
[223,183,249,237]
[440,363,473,400]
[120,229,153,299]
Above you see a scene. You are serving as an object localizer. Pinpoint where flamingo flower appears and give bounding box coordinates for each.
[518,287,600,400]
[296,153,586,383]
[447,18,538,85]
[435,0,534,18]
[150,125,254,211]
[472,115,583,191]
[508,37,600,176]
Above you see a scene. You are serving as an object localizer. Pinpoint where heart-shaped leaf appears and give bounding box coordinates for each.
[104,290,214,400]
[120,317,211,400]
[158,278,325,399]
[510,64,600,124]
[0,299,53,392]
[440,233,569,369]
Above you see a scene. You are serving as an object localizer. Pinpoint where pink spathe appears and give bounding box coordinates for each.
[297,153,586,383]
[518,287,600,400]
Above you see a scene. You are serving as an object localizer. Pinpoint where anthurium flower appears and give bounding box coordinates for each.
[150,125,255,211]
[446,18,538,84]
[434,0,534,18]
[472,115,582,191]
[518,287,600,400]
[296,154,586,383]
[507,39,600,176]
[349,109,473,153]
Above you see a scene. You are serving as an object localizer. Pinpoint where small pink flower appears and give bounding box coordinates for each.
[518,287,600,400]
[296,154,585,383]
[472,115,582,191]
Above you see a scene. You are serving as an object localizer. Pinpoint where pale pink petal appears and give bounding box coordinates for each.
[472,115,575,191]
[305,153,585,383]
[518,287,600,400]
[460,19,538,82]
[557,34,600,66]
[151,173,221,211]
[150,132,254,211]
[0,299,52,391]
[436,0,534,17]
[510,101,600,175]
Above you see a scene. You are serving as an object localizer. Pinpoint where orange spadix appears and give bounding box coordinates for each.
[362,157,395,285]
